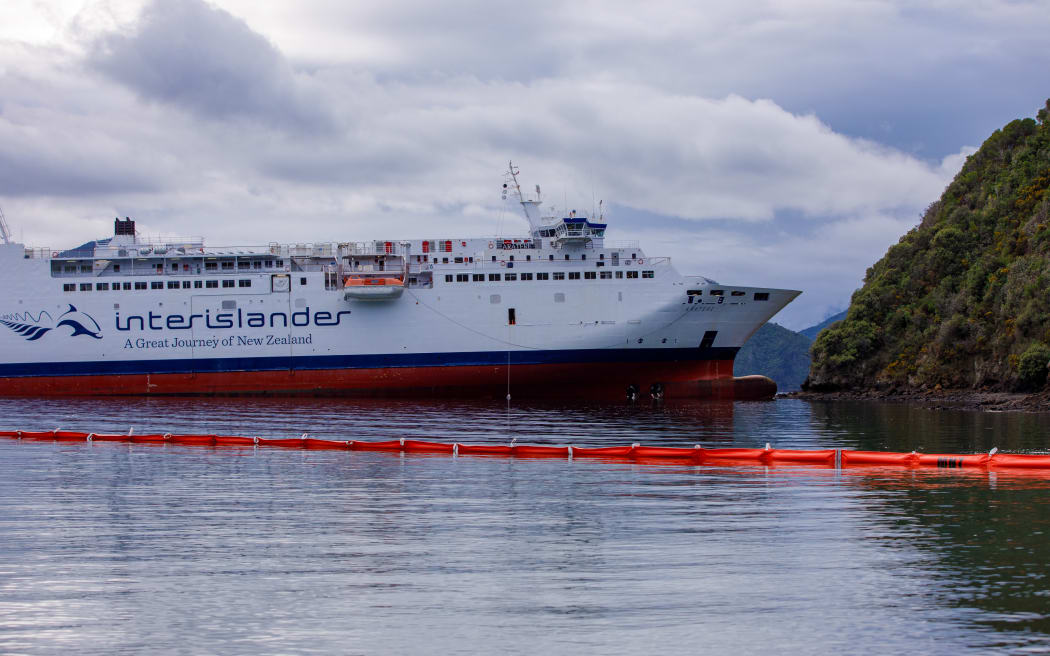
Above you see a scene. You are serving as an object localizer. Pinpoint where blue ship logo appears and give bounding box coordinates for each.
[0,305,102,341]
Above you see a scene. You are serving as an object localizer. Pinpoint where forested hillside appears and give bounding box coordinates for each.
[734,322,812,392]
[808,100,1050,391]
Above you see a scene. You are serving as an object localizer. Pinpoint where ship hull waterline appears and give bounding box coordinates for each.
[0,352,775,400]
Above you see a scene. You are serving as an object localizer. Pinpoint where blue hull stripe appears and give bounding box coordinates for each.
[0,347,739,379]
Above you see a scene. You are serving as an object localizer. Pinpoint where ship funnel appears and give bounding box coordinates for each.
[114,217,136,236]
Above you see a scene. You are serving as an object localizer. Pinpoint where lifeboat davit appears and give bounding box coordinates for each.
[343,274,405,301]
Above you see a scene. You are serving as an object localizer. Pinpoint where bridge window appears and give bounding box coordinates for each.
[183,281,192,289]
[206,280,218,288]
[569,272,581,280]
[521,273,533,281]
[626,271,639,279]
[584,271,597,280]
[553,272,565,281]
[194,281,202,289]
[488,273,501,281]
[615,271,623,279]
[96,283,109,290]
[536,272,549,280]
[167,281,179,289]
[642,270,655,278]
[63,283,75,292]
[508,308,516,325]
[222,280,235,288]
[238,279,251,288]
[123,282,132,290]
[456,274,469,282]
[135,282,147,290]
[754,292,769,301]
[473,274,484,282]
[444,274,453,282]
[600,271,612,279]
[710,289,724,296]
[505,273,517,281]
[151,281,163,290]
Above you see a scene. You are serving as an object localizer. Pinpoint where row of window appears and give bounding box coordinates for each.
[445,270,656,283]
[58,259,286,275]
[64,279,255,292]
[432,252,640,265]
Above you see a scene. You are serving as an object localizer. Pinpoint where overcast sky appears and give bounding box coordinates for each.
[2,0,1048,328]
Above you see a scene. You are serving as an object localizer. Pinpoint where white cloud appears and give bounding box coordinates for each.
[0,0,1042,328]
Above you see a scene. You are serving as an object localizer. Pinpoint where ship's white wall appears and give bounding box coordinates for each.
[1,246,798,365]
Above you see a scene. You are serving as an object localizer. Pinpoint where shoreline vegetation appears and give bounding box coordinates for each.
[784,388,1050,412]
[795,98,1050,410]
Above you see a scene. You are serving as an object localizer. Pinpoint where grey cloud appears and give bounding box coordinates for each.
[273,0,1050,160]
[0,149,159,196]
[87,0,333,132]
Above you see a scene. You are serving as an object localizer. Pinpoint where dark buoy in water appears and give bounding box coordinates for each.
[649,382,664,401]
[626,383,639,402]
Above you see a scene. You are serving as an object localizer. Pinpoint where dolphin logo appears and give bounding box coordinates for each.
[56,305,103,339]
[0,305,102,341]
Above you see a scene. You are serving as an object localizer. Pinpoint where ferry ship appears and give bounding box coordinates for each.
[0,166,799,399]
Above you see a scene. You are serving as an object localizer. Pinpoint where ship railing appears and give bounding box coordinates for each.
[340,241,407,256]
[24,247,53,259]
[286,243,335,258]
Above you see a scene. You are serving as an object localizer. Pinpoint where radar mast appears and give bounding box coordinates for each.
[0,206,11,245]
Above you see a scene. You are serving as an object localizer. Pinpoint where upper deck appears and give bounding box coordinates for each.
[21,217,669,294]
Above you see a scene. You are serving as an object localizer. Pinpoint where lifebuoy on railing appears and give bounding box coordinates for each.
[488,242,495,249]
[500,261,506,267]
[51,251,58,258]
[638,258,645,265]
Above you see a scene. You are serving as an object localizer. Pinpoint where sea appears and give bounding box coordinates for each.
[2,396,1050,655]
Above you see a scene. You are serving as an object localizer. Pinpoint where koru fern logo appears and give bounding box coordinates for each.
[0,305,103,341]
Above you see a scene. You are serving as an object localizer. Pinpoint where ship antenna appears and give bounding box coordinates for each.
[0,206,11,245]
[507,160,523,202]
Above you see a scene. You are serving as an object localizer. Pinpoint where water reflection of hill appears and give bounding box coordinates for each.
[806,401,1050,453]
[842,469,1050,649]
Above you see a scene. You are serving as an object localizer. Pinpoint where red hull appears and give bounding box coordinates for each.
[0,359,773,400]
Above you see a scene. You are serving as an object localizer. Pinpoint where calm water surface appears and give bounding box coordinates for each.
[2,397,1050,654]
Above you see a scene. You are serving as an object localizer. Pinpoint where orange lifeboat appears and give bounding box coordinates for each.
[343,274,405,301]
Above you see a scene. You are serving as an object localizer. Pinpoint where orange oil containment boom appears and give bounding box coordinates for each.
[4,429,1050,471]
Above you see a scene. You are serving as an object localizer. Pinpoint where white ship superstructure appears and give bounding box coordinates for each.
[0,167,799,398]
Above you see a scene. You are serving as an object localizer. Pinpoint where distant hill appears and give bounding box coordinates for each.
[808,99,1050,392]
[799,310,846,341]
[734,322,813,392]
